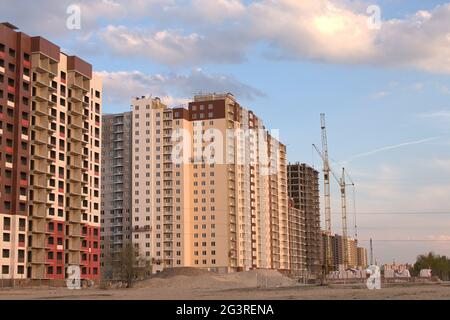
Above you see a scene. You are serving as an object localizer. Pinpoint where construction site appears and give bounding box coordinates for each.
[0,267,448,300]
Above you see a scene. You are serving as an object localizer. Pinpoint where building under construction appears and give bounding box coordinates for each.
[287,163,322,277]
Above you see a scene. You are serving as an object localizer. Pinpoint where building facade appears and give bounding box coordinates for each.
[357,247,368,269]
[101,93,291,274]
[100,112,132,278]
[0,23,30,280]
[0,23,102,281]
[288,199,307,275]
[287,163,321,276]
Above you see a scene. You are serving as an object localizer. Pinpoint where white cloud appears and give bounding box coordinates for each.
[95,68,264,110]
[370,91,390,99]
[431,158,450,173]
[93,1,450,73]
[416,110,450,121]
[3,0,450,73]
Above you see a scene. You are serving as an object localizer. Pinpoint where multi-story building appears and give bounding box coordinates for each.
[287,163,321,276]
[28,36,102,281]
[357,247,368,269]
[123,93,290,274]
[0,22,102,281]
[100,112,132,278]
[331,234,344,269]
[288,199,307,276]
[0,22,30,280]
[346,237,358,268]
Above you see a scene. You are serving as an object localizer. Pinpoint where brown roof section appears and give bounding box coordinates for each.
[172,107,190,121]
[67,55,92,79]
[31,36,60,61]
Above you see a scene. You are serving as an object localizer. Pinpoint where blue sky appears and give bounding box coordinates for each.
[2,0,450,264]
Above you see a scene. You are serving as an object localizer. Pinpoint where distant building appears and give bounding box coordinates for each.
[101,112,133,279]
[287,163,321,277]
[357,247,368,268]
[102,94,290,274]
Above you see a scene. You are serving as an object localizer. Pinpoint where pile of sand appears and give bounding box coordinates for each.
[135,268,298,290]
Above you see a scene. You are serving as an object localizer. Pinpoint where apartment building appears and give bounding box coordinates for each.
[28,36,102,281]
[287,199,307,276]
[122,93,290,274]
[101,112,132,278]
[287,163,321,276]
[0,23,30,280]
[357,247,368,269]
[0,23,102,281]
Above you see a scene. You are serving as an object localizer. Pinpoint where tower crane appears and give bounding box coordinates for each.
[313,114,333,272]
[314,144,350,268]
[313,114,357,269]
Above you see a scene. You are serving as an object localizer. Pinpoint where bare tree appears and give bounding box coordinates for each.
[117,245,151,287]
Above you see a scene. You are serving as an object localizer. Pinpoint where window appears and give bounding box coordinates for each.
[2,265,9,274]
[3,233,10,242]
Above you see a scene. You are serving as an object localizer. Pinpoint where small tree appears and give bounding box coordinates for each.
[117,245,151,287]
[411,252,450,281]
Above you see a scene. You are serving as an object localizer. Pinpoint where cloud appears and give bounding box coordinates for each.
[95,68,265,110]
[416,110,450,122]
[431,158,450,173]
[370,91,390,99]
[3,0,450,73]
[98,25,248,65]
[343,136,442,164]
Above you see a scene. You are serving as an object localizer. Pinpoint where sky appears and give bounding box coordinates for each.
[2,0,450,264]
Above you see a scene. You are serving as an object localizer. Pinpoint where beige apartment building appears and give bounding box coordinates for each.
[357,247,368,269]
[28,37,102,280]
[128,93,289,274]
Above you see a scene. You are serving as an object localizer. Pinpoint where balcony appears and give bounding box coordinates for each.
[32,144,49,160]
[31,189,48,204]
[69,87,84,103]
[34,86,52,102]
[68,210,81,224]
[70,182,84,196]
[70,155,83,169]
[31,204,47,219]
[32,54,58,76]
[31,234,45,249]
[34,72,51,88]
[32,175,50,190]
[68,197,82,210]
[68,224,82,238]
[31,219,46,234]
[68,252,81,265]
[68,71,90,92]
[68,238,81,251]
[68,101,85,117]
[30,250,46,264]
[32,130,48,146]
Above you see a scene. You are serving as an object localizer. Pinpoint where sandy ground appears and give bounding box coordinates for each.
[1,269,449,300]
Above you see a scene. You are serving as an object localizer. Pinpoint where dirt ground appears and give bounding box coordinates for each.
[1,269,449,300]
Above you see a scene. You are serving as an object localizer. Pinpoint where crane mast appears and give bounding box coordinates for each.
[314,114,356,270]
[340,168,349,268]
[320,114,332,235]
[313,113,333,273]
